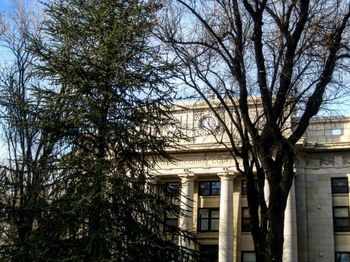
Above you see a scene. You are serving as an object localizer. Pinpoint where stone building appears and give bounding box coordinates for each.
[154,101,350,262]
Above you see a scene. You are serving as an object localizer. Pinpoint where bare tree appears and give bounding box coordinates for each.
[158,1,350,261]
[0,1,59,260]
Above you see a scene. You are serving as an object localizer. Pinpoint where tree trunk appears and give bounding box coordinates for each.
[251,230,267,262]
[268,207,285,262]
[246,170,267,262]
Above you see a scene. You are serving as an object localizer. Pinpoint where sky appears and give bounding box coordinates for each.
[0,0,13,60]
[0,0,41,61]
[0,0,41,13]
[0,0,349,118]
[0,0,13,12]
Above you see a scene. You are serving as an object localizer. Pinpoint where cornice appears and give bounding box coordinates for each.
[300,141,350,152]
[164,143,234,154]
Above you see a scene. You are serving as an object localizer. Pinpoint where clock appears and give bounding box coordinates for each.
[199,115,218,131]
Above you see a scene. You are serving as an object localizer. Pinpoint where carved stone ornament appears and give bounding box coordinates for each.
[193,109,224,136]
[320,156,334,166]
[305,158,319,168]
[199,115,219,131]
[342,156,350,165]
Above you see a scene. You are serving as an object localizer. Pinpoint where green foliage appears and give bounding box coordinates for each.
[0,0,197,261]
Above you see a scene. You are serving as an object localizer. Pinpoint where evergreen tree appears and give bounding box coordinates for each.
[24,0,196,261]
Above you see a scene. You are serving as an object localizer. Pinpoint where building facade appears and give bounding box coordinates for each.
[155,102,350,262]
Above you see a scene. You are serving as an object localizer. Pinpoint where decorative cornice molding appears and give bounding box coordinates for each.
[178,169,197,181]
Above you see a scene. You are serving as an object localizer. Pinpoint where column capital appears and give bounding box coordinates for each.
[178,169,197,182]
[218,168,237,181]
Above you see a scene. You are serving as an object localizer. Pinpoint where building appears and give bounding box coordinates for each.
[154,101,350,262]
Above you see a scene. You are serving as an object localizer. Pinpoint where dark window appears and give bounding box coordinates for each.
[241,180,258,196]
[157,249,178,261]
[242,207,251,232]
[198,208,219,232]
[242,180,247,195]
[200,245,218,262]
[199,181,221,196]
[165,182,180,196]
[333,207,350,232]
[242,251,256,262]
[336,252,350,262]
[332,178,349,194]
[164,217,178,232]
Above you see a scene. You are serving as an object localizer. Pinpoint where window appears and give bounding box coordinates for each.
[164,217,178,232]
[333,207,350,232]
[241,179,258,196]
[242,207,251,232]
[199,181,221,196]
[200,245,218,262]
[242,180,247,195]
[332,178,349,194]
[165,182,180,196]
[336,252,350,262]
[242,251,256,262]
[198,208,219,232]
[163,181,179,232]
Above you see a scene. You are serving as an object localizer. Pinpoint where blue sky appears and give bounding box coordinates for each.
[0,0,13,60]
[0,0,40,61]
[0,0,40,12]
[0,0,13,12]
[0,0,349,118]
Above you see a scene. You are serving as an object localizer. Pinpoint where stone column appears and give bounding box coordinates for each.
[178,171,196,248]
[218,172,235,262]
[283,180,298,262]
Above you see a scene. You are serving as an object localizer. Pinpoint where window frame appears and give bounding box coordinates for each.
[241,251,256,262]
[199,181,221,196]
[164,216,178,233]
[335,252,350,262]
[241,207,251,232]
[200,245,218,262]
[165,181,180,197]
[241,179,258,196]
[198,208,220,232]
[331,177,349,194]
[333,206,350,232]
[242,180,247,195]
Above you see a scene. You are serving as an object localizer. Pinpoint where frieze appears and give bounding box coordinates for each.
[320,156,334,166]
[305,158,320,168]
[342,156,350,165]
[157,154,236,168]
[302,154,350,168]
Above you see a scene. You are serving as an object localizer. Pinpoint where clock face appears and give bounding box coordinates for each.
[199,115,218,131]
